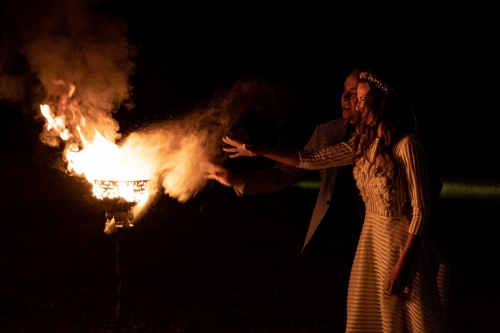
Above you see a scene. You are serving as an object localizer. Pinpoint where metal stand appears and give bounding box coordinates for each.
[103,202,133,333]
[93,180,148,333]
[115,227,122,332]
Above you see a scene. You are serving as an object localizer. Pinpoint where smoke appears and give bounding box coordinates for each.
[120,76,290,211]
[0,0,135,143]
[0,0,291,217]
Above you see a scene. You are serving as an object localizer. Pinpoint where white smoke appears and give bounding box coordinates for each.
[0,0,289,221]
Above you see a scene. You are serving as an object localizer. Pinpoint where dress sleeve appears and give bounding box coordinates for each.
[396,136,431,235]
[297,137,354,170]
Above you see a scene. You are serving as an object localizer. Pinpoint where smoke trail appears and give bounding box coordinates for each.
[0,0,135,144]
[121,75,290,209]
[0,0,291,218]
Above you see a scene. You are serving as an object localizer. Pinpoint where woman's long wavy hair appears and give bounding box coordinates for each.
[352,77,417,175]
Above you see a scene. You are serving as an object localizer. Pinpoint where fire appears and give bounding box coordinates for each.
[38,79,222,225]
[92,180,148,204]
[39,97,152,206]
[39,104,70,140]
[65,126,152,183]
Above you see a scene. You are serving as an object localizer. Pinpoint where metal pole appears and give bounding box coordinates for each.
[115,227,122,332]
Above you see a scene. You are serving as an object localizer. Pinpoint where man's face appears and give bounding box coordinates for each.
[341,71,359,121]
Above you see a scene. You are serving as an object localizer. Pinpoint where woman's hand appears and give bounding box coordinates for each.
[222,136,301,166]
[386,260,411,296]
[386,233,421,296]
[222,136,262,158]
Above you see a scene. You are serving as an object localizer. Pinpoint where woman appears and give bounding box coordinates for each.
[217,71,453,332]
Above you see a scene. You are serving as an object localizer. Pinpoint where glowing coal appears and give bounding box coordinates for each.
[95,180,149,234]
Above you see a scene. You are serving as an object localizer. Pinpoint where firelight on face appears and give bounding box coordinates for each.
[356,82,375,125]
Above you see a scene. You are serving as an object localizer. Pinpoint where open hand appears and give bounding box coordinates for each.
[222,136,260,158]
[205,163,243,188]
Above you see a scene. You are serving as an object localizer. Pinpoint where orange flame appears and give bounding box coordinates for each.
[41,102,152,204]
[38,78,154,210]
[38,80,220,222]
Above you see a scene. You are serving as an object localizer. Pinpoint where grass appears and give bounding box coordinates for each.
[296,177,500,200]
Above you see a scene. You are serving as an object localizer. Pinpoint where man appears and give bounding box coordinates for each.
[211,69,365,269]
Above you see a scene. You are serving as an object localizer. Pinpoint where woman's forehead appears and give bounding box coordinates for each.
[357,82,370,93]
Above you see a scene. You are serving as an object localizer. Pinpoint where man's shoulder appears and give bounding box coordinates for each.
[316,117,348,130]
[304,117,349,149]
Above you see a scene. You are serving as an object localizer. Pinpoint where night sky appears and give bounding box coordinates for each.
[1,0,500,178]
[126,1,500,179]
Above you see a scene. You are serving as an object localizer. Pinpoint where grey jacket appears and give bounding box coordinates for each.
[236,117,350,251]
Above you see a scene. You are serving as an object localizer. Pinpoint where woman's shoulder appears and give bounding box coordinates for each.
[393,133,425,155]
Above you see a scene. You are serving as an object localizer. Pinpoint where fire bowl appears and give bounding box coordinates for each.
[92,180,148,203]
[92,180,149,230]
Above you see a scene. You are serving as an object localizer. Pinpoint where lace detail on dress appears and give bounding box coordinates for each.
[353,157,397,217]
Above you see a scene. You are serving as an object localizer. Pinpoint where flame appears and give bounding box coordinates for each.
[66,126,152,182]
[40,104,70,140]
[40,80,221,217]
[39,98,152,206]
[39,80,224,222]
[92,180,148,204]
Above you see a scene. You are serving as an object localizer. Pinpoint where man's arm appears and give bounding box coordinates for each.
[227,122,327,195]
[237,164,312,195]
[207,163,311,195]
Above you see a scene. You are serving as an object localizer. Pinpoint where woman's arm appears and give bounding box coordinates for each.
[387,232,422,295]
[222,136,353,169]
[222,136,301,166]
[387,135,430,295]
[206,164,244,188]
[399,135,431,235]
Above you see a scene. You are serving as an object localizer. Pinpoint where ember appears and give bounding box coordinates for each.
[93,180,150,233]
[92,180,148,203]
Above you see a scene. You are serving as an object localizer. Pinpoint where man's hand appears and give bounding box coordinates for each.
[205,163,243,188]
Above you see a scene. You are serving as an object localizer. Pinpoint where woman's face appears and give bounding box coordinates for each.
[356,82,374,125]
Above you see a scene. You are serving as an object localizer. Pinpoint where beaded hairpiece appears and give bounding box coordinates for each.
[359,71,391,95]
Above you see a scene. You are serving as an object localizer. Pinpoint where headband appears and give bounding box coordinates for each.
[359,72,391,95]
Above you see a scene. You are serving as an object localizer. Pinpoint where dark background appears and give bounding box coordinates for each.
[115,0,500,178]
[1,1,500,332]
[2,1,500,177]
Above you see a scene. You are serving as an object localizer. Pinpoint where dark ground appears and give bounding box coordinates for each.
[1,150,499,333]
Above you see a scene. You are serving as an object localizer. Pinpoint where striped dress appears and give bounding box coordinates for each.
[298,134,453,333]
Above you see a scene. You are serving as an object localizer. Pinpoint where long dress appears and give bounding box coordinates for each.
[298,134,453,333]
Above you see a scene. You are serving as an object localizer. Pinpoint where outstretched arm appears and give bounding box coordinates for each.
[222,136,301,166]
[222,136,354,169]
[206,164,244,188]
